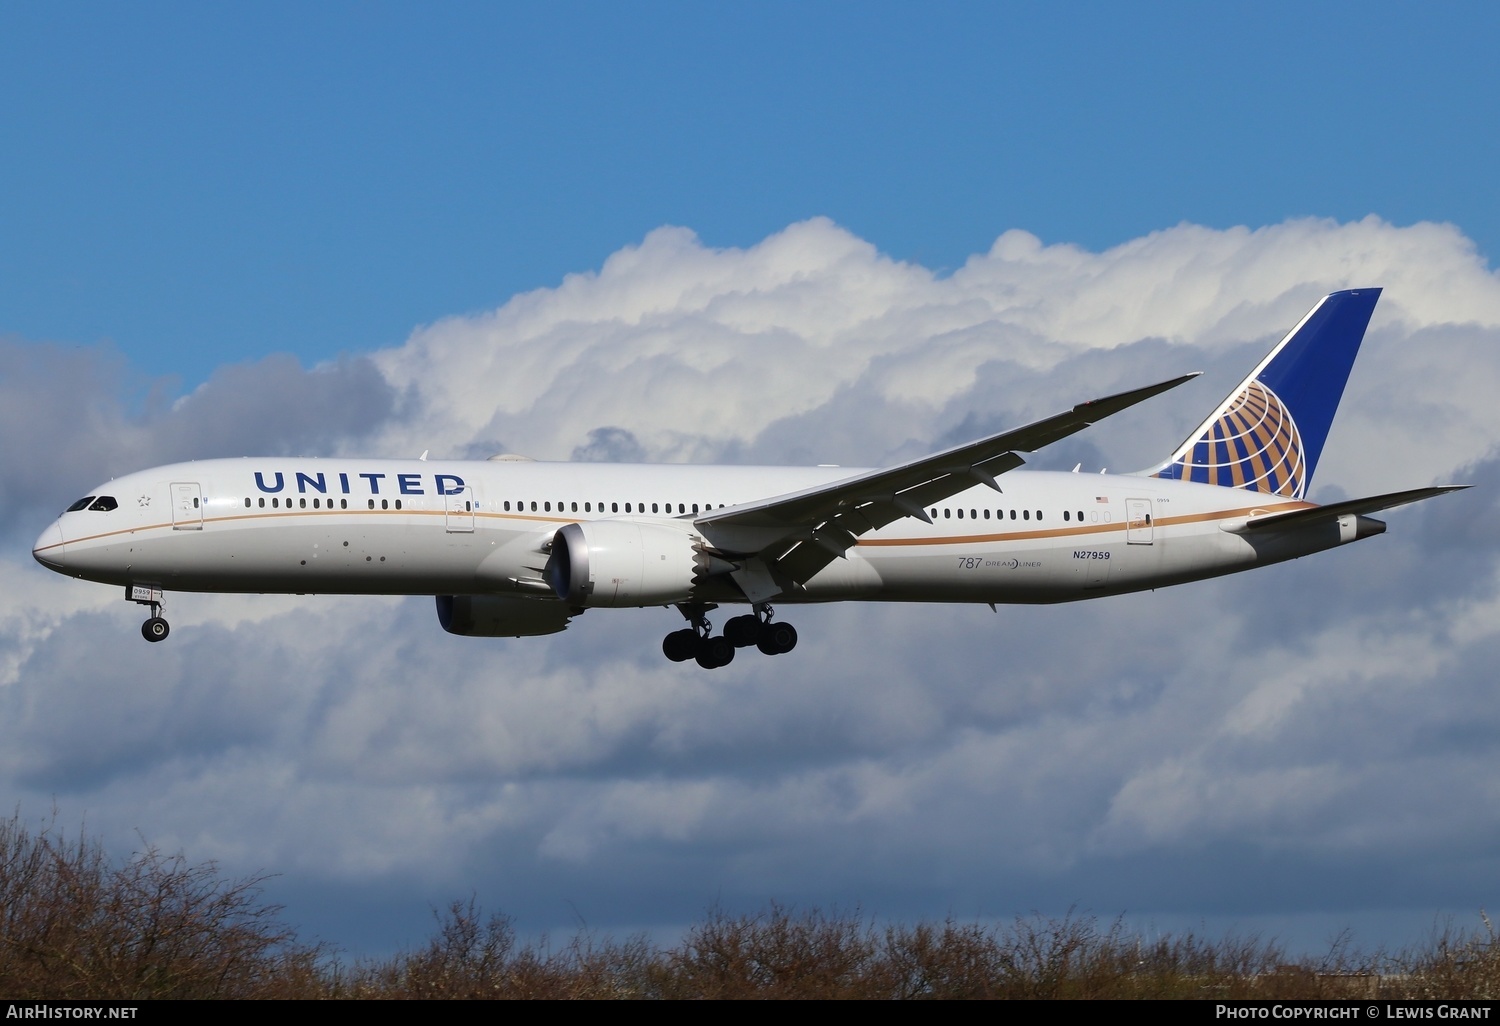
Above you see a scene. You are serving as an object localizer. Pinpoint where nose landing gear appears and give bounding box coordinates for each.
[128,584,170,643]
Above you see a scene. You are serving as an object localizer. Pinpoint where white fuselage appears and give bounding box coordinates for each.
[33,457,1355,606]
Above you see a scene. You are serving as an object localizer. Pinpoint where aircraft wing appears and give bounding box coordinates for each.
[695,373,1199,593]
[1236,485,1467,532]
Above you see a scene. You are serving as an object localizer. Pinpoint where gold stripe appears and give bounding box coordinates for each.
[855,500,1310,547]
[41,499,1316,555]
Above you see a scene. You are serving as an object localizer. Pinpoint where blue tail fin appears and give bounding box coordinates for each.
[1149,288,1381,499]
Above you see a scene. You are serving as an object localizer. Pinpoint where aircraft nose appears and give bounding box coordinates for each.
[33,521,66,570]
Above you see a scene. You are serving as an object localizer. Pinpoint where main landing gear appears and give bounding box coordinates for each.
[662,604,797,669]
[128,584,170,643]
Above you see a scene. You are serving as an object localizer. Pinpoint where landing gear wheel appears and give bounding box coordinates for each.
[130,589,169,643]
[723,614,761,648]
[662,628,698,662]
[695,635,735,669]
[757,621,797,656]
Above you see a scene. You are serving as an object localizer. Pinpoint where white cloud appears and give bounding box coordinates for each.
[5,215,1499,952]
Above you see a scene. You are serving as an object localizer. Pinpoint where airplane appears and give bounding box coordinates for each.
[32,288,1463,668]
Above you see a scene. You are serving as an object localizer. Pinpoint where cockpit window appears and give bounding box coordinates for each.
[88,496,118,512]
[66,497,96,513]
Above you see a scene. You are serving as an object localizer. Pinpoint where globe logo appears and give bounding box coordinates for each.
[1165,379,1306,498]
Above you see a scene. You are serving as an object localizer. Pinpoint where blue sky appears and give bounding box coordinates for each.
[5,4,1500,958]
[5,2,1498,386]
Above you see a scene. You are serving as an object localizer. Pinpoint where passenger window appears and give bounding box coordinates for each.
[571,502,578,512]
[394,500,402,510]
[368,499,375,509]
[1023,510,1029,520]
[298,498,305,509]
[1064,511,1070,521]
[245,498,251,508]
[66,497,96,512]
[504,501,511,511]
[260,498,266,508]
[381,499,389,510]
[944,509,951,519]
[612,502,619,513]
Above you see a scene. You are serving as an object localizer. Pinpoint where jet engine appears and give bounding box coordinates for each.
[544,519,702,607]
[435,594,575,637]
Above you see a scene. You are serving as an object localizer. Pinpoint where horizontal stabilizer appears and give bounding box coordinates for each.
[1237,485,1467,532]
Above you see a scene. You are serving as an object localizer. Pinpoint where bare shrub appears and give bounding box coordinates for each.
[1375,913,1500,1000]
[343,897,662,999]
[9,808,1500,1000]
[660,903,883,999]
[882,919,1007,998]
[0,810,320,999]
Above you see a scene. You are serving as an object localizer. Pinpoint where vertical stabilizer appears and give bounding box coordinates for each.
[1149,288,1381,499]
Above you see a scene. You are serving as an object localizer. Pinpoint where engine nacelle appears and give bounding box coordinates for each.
[545,519,700,607]
[435,594,575,637]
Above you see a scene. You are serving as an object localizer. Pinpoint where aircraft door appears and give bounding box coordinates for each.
[1125,498,1153,544]
[446,487,476,533]
[171,482,203,530]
